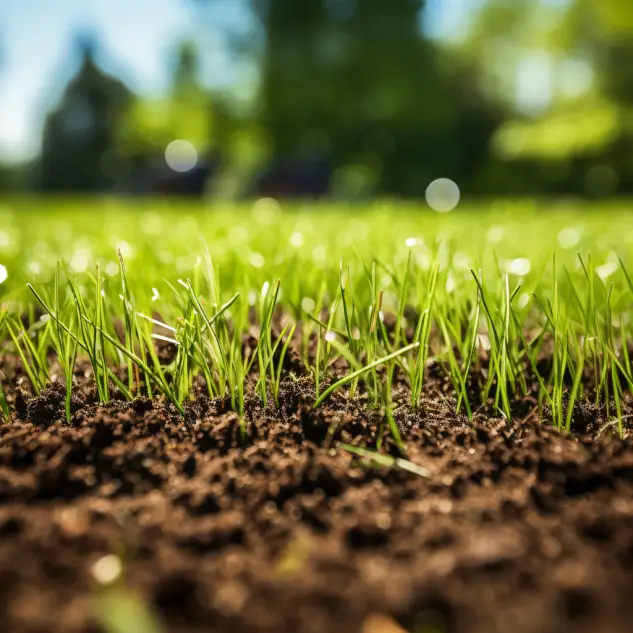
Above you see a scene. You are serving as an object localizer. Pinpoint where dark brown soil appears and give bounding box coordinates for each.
[2,374,633,633]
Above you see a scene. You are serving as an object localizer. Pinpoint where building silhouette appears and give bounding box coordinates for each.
[39,35,133,192]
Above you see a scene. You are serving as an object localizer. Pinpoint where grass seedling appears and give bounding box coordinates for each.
[65,272,110,403]
[27,282,133,401]
[436,308,473,419]
[470,269,512,421]
[117,250,148,396]
[314,341,419,412]
[270,321,296,407]
[83,311,184,414]
[186,280,240,400]
[50,263,78,422]
[409,264,438,411]
[253,279,280,407]
[6,315,49,395]
[339,256,361,397]
[0,311,12,419]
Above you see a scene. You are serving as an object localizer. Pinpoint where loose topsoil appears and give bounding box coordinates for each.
[2,366,633,633]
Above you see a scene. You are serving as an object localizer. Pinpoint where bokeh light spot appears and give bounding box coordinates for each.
[597,260,618,281]
[71,251,90,273]
[165,140,198,173]
[425,178,460,213]
[116,240,133,259]
[486,226,504,244]
[290,232,304,248]
[91,555,122,585]
[301,297,316,313]
[507,258,531,276]
[142,212,165,235]
[105,261,119,276]
[253,198,281,225]
[249,252,265,268]
[557,227,580,249]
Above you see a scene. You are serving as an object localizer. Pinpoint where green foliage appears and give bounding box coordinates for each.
[255,0,499,196]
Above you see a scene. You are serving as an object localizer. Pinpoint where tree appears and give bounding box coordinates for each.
[117,42,214,157]
[254,0,500,196]
[469,0,633,194]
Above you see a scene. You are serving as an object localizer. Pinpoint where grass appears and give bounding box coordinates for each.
[1,197,633,440]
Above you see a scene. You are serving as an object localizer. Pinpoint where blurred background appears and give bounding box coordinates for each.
[1,0,632,199]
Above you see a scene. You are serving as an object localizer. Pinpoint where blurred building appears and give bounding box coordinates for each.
[39,36,133,192]
[37,36,218,196]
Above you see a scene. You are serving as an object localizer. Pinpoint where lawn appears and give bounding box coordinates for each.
[1,198,633,633]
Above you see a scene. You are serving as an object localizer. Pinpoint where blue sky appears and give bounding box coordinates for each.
[0,0,199,161]
[0,0,473,163]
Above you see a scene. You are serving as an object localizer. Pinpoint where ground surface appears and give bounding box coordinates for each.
[2,377,633,633]
[2,201,633,632]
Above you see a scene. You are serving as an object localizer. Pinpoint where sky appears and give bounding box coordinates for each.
[0,0,200,162]
[0,0,474,164]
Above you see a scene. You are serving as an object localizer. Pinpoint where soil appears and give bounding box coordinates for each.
[2,365,633,633]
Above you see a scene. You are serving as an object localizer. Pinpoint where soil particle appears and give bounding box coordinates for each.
[1,379,633,633]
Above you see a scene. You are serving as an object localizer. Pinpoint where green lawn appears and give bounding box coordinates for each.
[1,197,632,437]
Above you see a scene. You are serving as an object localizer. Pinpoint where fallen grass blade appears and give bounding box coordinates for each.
[95,587,166,633]
[339,443,431,478]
